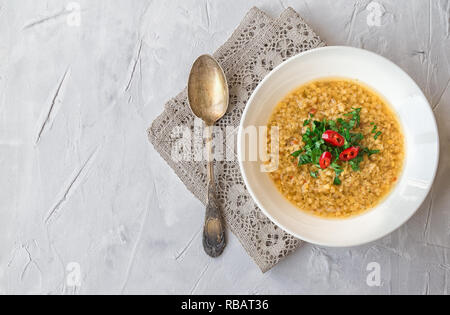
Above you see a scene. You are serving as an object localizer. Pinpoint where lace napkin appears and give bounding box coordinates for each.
[148,7,325,272]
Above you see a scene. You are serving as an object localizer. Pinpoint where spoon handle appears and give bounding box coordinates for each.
[203,125,226,257]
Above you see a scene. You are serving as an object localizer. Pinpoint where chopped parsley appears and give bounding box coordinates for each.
[292,108,381,185]
[374,131,382,140]
[291,150,302,157]
[362,147,380,157]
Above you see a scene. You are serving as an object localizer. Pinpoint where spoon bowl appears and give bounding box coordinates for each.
[188,55,229,125]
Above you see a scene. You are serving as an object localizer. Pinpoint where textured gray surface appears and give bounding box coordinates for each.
[0,0,449,295]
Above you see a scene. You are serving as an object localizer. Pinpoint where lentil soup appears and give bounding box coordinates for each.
[266,78,405,218]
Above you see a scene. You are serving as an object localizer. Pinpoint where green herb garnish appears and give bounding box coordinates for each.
[349,155,364,171]
[292,108,381,185]
[344,108,362,127]
[291,150,302,157]
[374,131,382,140]
[362,148,380,157]
[333,176,342,185]
[330,161,344,185]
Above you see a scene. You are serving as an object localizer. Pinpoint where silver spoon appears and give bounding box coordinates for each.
[187,55,228,257]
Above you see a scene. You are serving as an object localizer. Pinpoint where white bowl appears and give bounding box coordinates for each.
[237,46,439,247]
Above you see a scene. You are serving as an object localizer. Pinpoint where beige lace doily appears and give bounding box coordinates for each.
[148,7,326,272]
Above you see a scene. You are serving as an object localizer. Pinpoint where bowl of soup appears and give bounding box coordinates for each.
[237,46,439,247]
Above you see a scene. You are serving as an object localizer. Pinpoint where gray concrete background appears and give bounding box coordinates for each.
[0,0,449,294]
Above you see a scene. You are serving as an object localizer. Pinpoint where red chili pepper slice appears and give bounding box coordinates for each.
[319,151,332,169]
[339,146,360,161]
[322,130,345,147]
